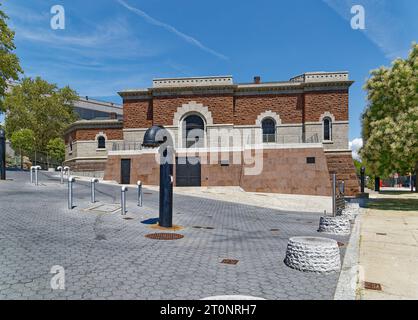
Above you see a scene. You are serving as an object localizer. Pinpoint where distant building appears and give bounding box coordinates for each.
[64,72,360,197]
[74,97,123,120]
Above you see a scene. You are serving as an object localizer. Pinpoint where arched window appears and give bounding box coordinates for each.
[183,115,205,148]
[262,118,276,143]
[323,117,332,141]
[97,136,106,149]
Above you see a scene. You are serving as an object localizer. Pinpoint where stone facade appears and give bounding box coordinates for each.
[64,72,360,197]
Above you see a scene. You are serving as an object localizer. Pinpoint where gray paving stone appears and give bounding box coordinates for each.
[0,171,348,300]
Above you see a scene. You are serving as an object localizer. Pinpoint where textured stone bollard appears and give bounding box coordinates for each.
[284,237,341,273]
[318,216,351,235]
[342,202,360,220]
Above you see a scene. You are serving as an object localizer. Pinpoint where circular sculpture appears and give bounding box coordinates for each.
[318,216,351,235]
[284,237,341,273]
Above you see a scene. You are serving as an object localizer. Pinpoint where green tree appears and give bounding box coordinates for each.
[361,43,418,190]
[46,138,65,164]
[0,4,23,110]
[10,128,34,169]
[4,77,78,152]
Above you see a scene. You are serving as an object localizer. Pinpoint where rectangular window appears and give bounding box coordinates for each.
[307,157,316,164]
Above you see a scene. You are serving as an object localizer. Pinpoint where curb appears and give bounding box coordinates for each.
[334,211,363,300]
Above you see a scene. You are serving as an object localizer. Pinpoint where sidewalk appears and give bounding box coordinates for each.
[358,191,418,299]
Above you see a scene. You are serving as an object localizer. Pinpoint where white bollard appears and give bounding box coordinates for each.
[121,186,128,215]
[57,166,64,184]
[64,166,70,179]
[91,178,99,203]
[137,181,143,207]
[34,166,41,186]
[68,177,75,209]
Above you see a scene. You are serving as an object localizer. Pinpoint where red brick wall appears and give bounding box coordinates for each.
[304,90,349,122]
[123,99,153,128]
[234,94,303,125]
[149,95,234,125]
[73,128,123,141]
[121,90,348,127]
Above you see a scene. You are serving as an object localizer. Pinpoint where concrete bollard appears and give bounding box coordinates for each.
[57,166,64,184]
[68,177,75,209]
[137,181,143,207]
[91,178,99,203]
[121,186,127,215]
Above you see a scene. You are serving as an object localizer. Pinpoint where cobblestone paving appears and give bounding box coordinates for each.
[0,171,348,300]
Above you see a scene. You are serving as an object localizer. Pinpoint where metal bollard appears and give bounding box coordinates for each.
[137,181,143,207]
[30,166,34,184]
[339,180,345,194]
[91,178,99,203]
[57,166,64,184]
[68,177,75,209]
[64,166,70,179]
[34,166,41,186]
[332,173,337,217]
[121,186,127,215]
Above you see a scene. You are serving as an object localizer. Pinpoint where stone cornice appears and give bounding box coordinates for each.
[118,80,353,100]
[64,120,123,135]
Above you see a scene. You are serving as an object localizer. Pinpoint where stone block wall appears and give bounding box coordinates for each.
[325,151,360,197]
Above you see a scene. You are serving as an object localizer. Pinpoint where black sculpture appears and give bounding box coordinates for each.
[143,125,174,228]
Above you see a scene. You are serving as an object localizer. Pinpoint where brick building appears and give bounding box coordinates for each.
[64,72,360,196]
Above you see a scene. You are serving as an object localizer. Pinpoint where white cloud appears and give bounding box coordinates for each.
[349,138,363,161]
[322,0,411,59]
[116,0,228,60]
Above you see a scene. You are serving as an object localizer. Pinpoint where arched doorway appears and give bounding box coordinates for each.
[183,114,205,148]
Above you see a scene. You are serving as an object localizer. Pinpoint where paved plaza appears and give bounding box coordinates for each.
[0,171,348,300]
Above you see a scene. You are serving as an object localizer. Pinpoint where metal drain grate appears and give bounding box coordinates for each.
[221,259,239,265]
[204,227,215,230]
[145,233,184,240]
[270,229,279,232]
[364,281,382,291]
[376,233,387,236]
[193,226,203,229]
[123,217,134,220]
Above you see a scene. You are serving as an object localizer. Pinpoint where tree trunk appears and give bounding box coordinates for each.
[415,161,418,193]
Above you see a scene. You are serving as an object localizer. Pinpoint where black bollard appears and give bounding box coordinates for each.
[0,129,6,180]
[360,167,365,193]
[374,176,380,192]
[159,145,174,228]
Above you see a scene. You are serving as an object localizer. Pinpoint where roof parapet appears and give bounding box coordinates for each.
[152,76,233,88]
[290,71,349,83]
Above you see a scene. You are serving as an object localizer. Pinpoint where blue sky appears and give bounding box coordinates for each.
[1,0,417,144]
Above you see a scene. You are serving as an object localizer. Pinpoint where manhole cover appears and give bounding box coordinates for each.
[145,233,184,240]
[95,234,107,241]
[193,226,203,229]
[364,281,382,291]
[270,229,279,232]
[376,233,387,236]
[204,227,215,230]
[123,217,134,220]
[144,192,153,195]
[221,259,239,265]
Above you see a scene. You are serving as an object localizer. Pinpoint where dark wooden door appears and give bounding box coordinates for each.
[176,157,201,187]
[121,159,131,185]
